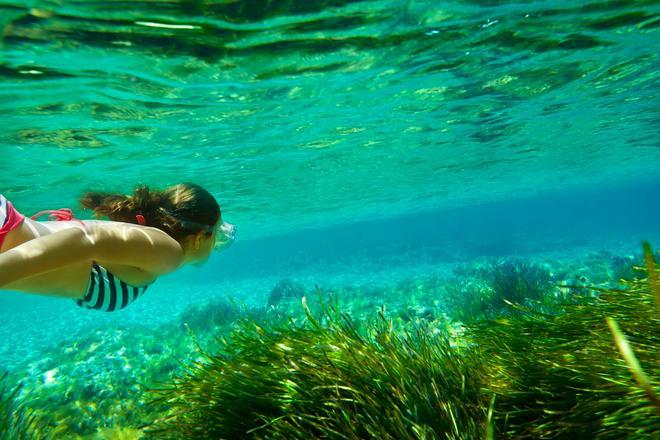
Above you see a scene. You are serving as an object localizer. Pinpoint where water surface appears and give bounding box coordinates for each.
[2,0,657,240]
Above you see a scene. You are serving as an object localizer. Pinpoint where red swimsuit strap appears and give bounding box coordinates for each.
[30,208,87,230]
[30,208,75,221]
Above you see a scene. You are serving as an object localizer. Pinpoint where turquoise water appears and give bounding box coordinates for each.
[2,0,659,239]
[1,0,659,436]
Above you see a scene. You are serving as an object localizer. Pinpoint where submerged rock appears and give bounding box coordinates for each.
[267,279,307,307]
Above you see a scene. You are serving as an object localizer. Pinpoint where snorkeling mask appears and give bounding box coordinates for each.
[159,207,235,251]
[214,221,236,251]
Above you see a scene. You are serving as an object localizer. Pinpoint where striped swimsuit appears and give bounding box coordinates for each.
[1,194,153,311]
[74,262,152,312]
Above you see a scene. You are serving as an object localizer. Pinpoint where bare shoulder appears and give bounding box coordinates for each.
[84,220,176,242]
[84,220,183,274]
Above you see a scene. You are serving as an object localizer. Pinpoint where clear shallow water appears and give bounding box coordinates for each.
[0,0,659,434]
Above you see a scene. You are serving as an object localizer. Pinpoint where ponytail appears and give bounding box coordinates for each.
[80,183,220,242]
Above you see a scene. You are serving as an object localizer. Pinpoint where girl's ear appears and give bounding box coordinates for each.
[193,231,206,250]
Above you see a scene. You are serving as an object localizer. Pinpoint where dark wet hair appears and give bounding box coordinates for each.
[80,183,221,242]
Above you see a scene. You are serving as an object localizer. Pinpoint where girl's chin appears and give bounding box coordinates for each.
[192,256,210,267]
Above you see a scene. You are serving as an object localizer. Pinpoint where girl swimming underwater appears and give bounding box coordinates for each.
[0,183,235,312]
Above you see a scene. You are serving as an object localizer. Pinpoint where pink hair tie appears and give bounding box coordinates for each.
[135,214,146,225]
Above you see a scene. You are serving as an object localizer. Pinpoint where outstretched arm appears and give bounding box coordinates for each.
[0,227,92,287]
[0,224,183,288]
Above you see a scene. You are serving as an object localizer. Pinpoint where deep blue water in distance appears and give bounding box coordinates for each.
[209,176,660,281]
[0,0,659,397]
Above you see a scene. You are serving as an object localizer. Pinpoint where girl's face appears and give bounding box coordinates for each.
[189,235,212,267]
[188,220,235,267]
